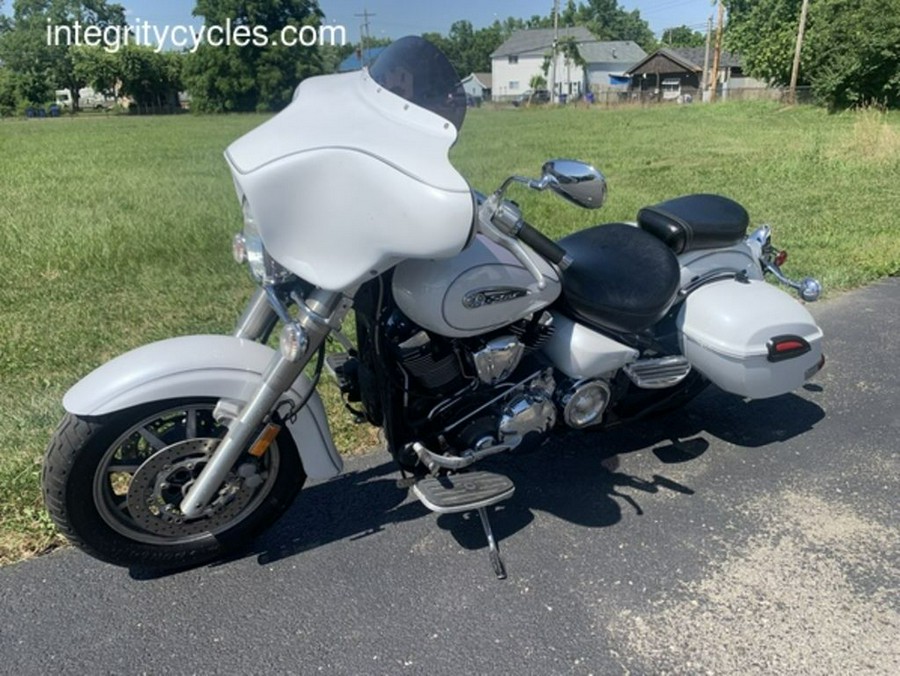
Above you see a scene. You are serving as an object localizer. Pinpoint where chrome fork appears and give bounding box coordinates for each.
[179,287,352,519]
[234,287,278,342]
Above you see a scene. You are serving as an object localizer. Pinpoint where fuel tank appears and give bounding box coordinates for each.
[392,235,561,338]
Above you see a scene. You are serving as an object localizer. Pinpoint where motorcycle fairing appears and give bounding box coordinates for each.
[62,335,342,479]
[225,70,475,292]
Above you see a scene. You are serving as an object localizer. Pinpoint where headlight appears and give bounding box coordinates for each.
[237,199,291,285]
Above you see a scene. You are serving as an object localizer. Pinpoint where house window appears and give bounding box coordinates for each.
[508,55,518,64]
[661,78,681,100]
[509,81,519,91]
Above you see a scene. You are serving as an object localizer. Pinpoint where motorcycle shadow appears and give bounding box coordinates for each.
[437,386,826,552]
[128,388,824,577]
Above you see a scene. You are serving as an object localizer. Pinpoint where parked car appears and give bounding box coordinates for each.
[512,89,551,107]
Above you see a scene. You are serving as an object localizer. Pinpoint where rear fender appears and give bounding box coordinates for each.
[62,335,343,479]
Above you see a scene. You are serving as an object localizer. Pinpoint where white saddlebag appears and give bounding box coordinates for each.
[676,279,823,399]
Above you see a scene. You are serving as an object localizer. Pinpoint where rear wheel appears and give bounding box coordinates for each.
[42,398,305,569]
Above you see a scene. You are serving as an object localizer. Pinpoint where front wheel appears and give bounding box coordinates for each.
[42,398,305,569]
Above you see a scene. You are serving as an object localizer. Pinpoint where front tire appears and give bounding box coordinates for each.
[42,398,305,570]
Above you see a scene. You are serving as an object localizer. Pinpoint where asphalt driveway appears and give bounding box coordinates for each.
[1,279,898,675]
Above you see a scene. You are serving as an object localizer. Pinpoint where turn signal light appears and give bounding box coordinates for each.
[249,423,282,457]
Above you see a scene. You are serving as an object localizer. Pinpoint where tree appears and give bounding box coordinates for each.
[560,0,579,26]
[725,0,805,85]
[318,38,391,75]
[71,45,119,96]
[726,0,900,109]
[0,0,9,113]
[183,0,325,112]
[2,0,126,110]
[575,0,656,49]
[0,16,56,105]
[117,45,184,111]
[804,0,900,109]
[423,21,504,77]
[559,35,587,68]
[662,25,706,48]
[0,65,17,115]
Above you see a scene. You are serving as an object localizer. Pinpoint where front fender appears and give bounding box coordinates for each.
[63,335,343,479]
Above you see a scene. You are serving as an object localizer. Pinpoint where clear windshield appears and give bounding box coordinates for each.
[368,36,466,132]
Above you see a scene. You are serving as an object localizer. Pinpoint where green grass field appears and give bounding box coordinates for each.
[1,102,898,565]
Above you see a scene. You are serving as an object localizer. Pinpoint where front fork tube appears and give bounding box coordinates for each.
[234,287,278,342]
[180,288,350,520]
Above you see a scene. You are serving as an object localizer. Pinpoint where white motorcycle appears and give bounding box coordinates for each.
[43,37,823,578]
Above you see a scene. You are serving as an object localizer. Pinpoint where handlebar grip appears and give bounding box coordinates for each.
[517,221,572,270]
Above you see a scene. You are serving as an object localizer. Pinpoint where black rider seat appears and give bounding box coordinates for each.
[557,223,681,335]
[636,194,749,254]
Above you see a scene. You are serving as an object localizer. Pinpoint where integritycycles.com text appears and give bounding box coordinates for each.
[46,18,348,54]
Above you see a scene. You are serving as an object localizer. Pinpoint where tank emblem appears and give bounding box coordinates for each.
[463,287,529,309]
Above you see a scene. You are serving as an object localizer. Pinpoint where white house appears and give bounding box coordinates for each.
[491,27,593,101]
[461,72,492,102]
[491,28,646,102]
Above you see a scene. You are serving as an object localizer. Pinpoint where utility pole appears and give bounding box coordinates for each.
[789,0,810,104]
[355,8,375,65]
[709,0,725,103]
[701,15,712,98]
[549,0,560,104]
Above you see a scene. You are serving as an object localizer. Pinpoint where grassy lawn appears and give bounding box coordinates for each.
[1,102,898,565]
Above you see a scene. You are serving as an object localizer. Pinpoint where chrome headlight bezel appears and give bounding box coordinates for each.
[236,199,292,285]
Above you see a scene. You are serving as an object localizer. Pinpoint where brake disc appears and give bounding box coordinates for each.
[126,438,263,537]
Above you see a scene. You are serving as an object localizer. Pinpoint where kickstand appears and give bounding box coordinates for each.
[477,507,507,580]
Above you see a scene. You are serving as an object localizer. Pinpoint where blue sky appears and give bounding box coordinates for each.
[93,1,716,41]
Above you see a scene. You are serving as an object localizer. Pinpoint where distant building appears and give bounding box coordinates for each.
[461,72,492,103]
[578,41,647,94]
[490,27,646,102]
[626,47,767,101]
[338,46,388,72]
[491,27,592,101]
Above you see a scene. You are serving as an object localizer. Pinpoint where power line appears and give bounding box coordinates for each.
[354,8,376,62]
[636,0,704,17]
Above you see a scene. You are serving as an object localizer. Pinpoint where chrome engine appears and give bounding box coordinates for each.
[472,335,526,385]
[497,370,557,444]
[387,311,562,467]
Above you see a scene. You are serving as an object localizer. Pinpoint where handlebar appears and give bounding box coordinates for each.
[515,220,572,270]
[477,195,574,289]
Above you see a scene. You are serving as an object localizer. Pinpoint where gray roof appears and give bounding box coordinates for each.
[579,41,646,65]
[668,47,742,70]
[467,72,492,88]
[625,47,743,76]
[492,27,596,57]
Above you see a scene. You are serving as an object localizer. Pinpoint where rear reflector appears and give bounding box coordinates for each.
[767,335,812,362]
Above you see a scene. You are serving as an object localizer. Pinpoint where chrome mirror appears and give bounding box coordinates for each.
[541,159,607,209]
